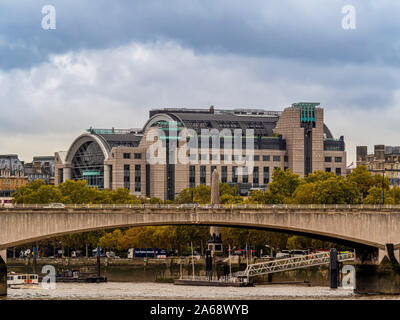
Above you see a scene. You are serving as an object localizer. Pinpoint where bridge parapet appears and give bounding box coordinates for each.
[2,204,400,260]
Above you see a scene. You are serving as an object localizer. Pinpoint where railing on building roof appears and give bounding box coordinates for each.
[86,128,142,135]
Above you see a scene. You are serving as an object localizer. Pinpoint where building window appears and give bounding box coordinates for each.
[242,167,249,183]
[200,166,206,184]
[232,166,238,183]
[221,166,227,183]
[325,157,332,162]
[253,167,259,186]
[189,153,197,161]
[134,153,142,159]
[232,155,239,161]
[335,157,342,163]
[210,154,218,161]
[263,167,269,184]
[135,165,141,192]
[254,155,260,161]
[263,155,270,161]
[189,166,195,188]
[335,168,341,176]
[325,168,331,172]
[200,154,208,161]
[124,165,130,190]
[123,153,131,159]
[273,155,281,162]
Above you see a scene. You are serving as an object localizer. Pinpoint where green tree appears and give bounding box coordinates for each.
[363,185,394,204]
[192,185,211,204]
[292,176,360,204]
[286,236,312,250]
[346,166,376,199]
[174,188,193,204]
[267,168,300,203]
[13,180,62,204]
[99,229,123,251]
[220,193,244,204]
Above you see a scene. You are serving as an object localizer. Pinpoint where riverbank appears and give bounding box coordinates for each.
[6,255,248,267]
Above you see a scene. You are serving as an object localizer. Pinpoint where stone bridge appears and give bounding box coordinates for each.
[1,204,400,265]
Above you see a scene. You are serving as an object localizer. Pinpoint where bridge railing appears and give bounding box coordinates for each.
[2,203,400,210]
[236,251,356,278]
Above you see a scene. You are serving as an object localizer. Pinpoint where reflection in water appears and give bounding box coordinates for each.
[2,265,398,300]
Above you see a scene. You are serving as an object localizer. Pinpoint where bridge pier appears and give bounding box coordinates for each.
[0,250,7,296]
[354,245,400,294]
[355,244,399,265]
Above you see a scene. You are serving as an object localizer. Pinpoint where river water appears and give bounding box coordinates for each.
[4,282,359,300]
[2,265,399,300]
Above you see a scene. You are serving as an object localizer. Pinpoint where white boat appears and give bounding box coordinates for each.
[7,272,39,288]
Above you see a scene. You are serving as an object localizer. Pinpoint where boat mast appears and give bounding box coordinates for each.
[191,242,195,280]
[246,243,249,268]
[229,244,232,279]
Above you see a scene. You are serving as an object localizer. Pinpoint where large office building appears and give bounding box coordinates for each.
[356,145,400,185]
[54,103,346,200]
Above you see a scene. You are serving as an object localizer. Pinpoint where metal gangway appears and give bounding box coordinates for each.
[235,251,355,278]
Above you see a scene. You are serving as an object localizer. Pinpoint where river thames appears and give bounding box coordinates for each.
[2,264,400,300]
[2,282,400,300]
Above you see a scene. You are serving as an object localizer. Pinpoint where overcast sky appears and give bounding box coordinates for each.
[1,0,400,163]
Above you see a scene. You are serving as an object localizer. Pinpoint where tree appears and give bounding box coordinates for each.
[363,185,395,204]
[13,180,62,204]
[346,166,376,199]
[389,186,400,204]
[99,229,123,251]
[292,176,360,204]
[247,190,267,204]
[219,183,238,196]
[174,188,193,204]
[220,193,244,204]
[192,185,211,204]
[148,197,163,204]
[267,168,300,203]
[286,236,312,250]
[304,171,336,183]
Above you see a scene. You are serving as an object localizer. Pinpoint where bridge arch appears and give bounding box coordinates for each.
[0,206,393,250]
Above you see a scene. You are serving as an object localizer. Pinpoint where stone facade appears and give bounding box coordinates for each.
[0,155,28,196]
[357,145,400,185]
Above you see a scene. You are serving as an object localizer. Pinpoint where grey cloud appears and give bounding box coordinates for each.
[0,41,399,162]
[0,1,400,70]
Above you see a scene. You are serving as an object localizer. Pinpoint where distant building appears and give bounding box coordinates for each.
[55,103,347,200]
[24,156,55,184]
[356,145,400,185]
[0,154,28,196]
